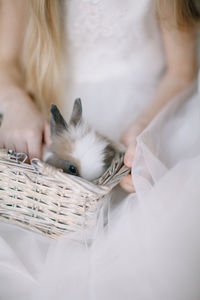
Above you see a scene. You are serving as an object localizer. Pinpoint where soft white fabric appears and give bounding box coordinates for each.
[62,0,165,140]
[0,1,200,299]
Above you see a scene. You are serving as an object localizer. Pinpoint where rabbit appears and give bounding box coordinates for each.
[43,98,119,181]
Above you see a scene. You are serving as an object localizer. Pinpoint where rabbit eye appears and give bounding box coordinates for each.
[68,164,78,175]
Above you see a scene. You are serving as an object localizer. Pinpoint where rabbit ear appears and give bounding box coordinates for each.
[70,98,82,126]
[0,113,3,126]
[50,104,68,135]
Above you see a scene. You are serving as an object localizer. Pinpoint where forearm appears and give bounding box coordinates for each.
[0,0,27,63]
[136,20,198,126]
[0,62,23,88]
[121,67,198,193]
[136,68,197,126]
[0,0,27,94]
[121,68,197,150]
[0,61,26,114]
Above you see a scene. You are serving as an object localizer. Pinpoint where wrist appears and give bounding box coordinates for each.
[121,118,148,147]
[129,118,149,136]
[0,85,27,112]
[0,61,23,89]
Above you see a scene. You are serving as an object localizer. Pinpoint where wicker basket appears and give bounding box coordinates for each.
[0,149,129,238]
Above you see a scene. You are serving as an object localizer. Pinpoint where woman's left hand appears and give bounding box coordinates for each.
[120,120,147,193]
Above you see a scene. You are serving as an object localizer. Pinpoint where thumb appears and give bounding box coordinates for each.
[124,141,136,168]
[44,122,52,146]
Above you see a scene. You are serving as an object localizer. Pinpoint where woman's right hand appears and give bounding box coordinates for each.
[0,86,51,161]
[0,1,51,160]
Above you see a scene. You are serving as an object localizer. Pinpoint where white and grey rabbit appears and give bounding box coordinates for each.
[44,99,119,181]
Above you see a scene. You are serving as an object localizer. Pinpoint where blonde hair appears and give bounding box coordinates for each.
[23,0,64,116]
[156,0,200,28]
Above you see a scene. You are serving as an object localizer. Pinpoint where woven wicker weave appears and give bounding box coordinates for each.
[0,149,129,238]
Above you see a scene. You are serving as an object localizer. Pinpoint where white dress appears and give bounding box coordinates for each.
[62,0,165,140]
[0,1,200,299]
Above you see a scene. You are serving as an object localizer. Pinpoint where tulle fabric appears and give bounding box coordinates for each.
[0,0,200,296]
[0,81,199,300]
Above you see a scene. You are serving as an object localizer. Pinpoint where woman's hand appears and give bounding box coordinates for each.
[120,120,147,193]
[0,86,50,160]
[0,1,51,160]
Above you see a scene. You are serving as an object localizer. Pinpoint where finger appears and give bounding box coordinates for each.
[120,174,135,193]
[7,144,16,152]
[3,132,28,153]
[3,141,16,152]
[12,140,28,154]
[13,141,29,163]
[124,141,136,168]
[1,142,15,152]
[4,140,28,162]
[0,136,13,151]
[120,174,133,187]
[44,122,52,146]
[27,134,43,160]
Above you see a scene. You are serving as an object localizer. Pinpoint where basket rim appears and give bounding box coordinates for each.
[0,149,130,195]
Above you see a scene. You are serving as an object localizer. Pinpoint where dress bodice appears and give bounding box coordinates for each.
[64,0,164,82]
[62,0,166,140]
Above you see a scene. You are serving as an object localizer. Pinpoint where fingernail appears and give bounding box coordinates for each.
[125,155,133,167]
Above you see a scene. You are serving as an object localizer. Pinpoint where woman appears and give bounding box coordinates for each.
[0,1,199,299]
